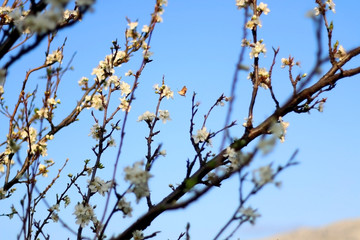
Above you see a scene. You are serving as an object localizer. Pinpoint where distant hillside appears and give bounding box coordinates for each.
[254,218,360,240]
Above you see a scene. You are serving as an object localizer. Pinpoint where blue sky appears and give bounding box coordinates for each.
[1,0,360,239]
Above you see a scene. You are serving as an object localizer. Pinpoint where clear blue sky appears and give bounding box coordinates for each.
[1,1,360,239]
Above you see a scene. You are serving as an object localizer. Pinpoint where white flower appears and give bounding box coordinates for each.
[114,51,126,66]
[38,164,48,177]
[47,98,60,105]
[239,206,261,224]
[88,177,112,196]
[119,97,131,112]
[49,204,60,212]
[63,9,78,20]
[252,165,273,186]
[125,70,133,76]
[31,141,48,157]
[250,41,266,59]
[159,149,167,156]
[162,86,174,99]
[223,147,242,169]
[257,137,276,155]
[241,38,250,47]
[128,21,138,30]
[117,197,133,217]
[326,0,335,13]
[73,202,97,228]
[124,161,152,202]
[192,127,210,144]
[89,123,103,140]
[132,230,144,240]
[51,212,59,222]
[107,137,116,147]
[91,67,106,81]
[269,117,289,143]
[91,94,105,110]
[124,161,151,185]
[314,6,321,16]
[142,25,149,33]
[119,81,131,96]
[236,0,253,9]
[246,15,262,29]
[258,2,270,15]
[334,45,346,61]
[78,77,88,86]
[46,49,63,65]
[242,117,252,127]
[158,0,168,6]
[154,84,174,99]
[137,111,156,122]
[258,68,270,89]
[158,110,171,123]
[36,108,49,118]
[281,57,294,68]
[279,117,289,143]
[20,127,37,143]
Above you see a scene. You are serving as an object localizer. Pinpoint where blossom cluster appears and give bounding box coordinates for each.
[270,117,290,143]
[1,0,92,34]
[137,109,171,124]
[88,177,112,196]
[124,161,152,202]
[19,127,49,157]
[314,0,336,15]
[192,127,211,145]
[247,67,270,89]
[252,165,274,186]
[45,49,63,65]
[223,147,242,170]
[239,206,261,224]
[153,83,174,99]
[73,202,97,228]
[117,197,133,218]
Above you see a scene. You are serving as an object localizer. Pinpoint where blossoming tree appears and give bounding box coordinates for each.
[0,0,359,239]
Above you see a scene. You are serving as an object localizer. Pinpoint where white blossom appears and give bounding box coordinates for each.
[158,110,171,123]
[88,177,112,196]
[132,230,144,240]
[334,45,346,61]
[326,0,335,13]
[91,94,105,110]
[252,165,273,186]
[119,81,131,96]
[250,41,266,59]
[236,0,253,9]
[154,84,174,99]
[45,49,63,65]
[124,161,152,202]
[246,15,262,29]
[258,2,270,15]
[137,111,156,122]
[73,202,97,228]
[119,97,131,112]
[239,206,261,224]
[192,127,210,144]
[89,123,103,140]
[117,197,133,217]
